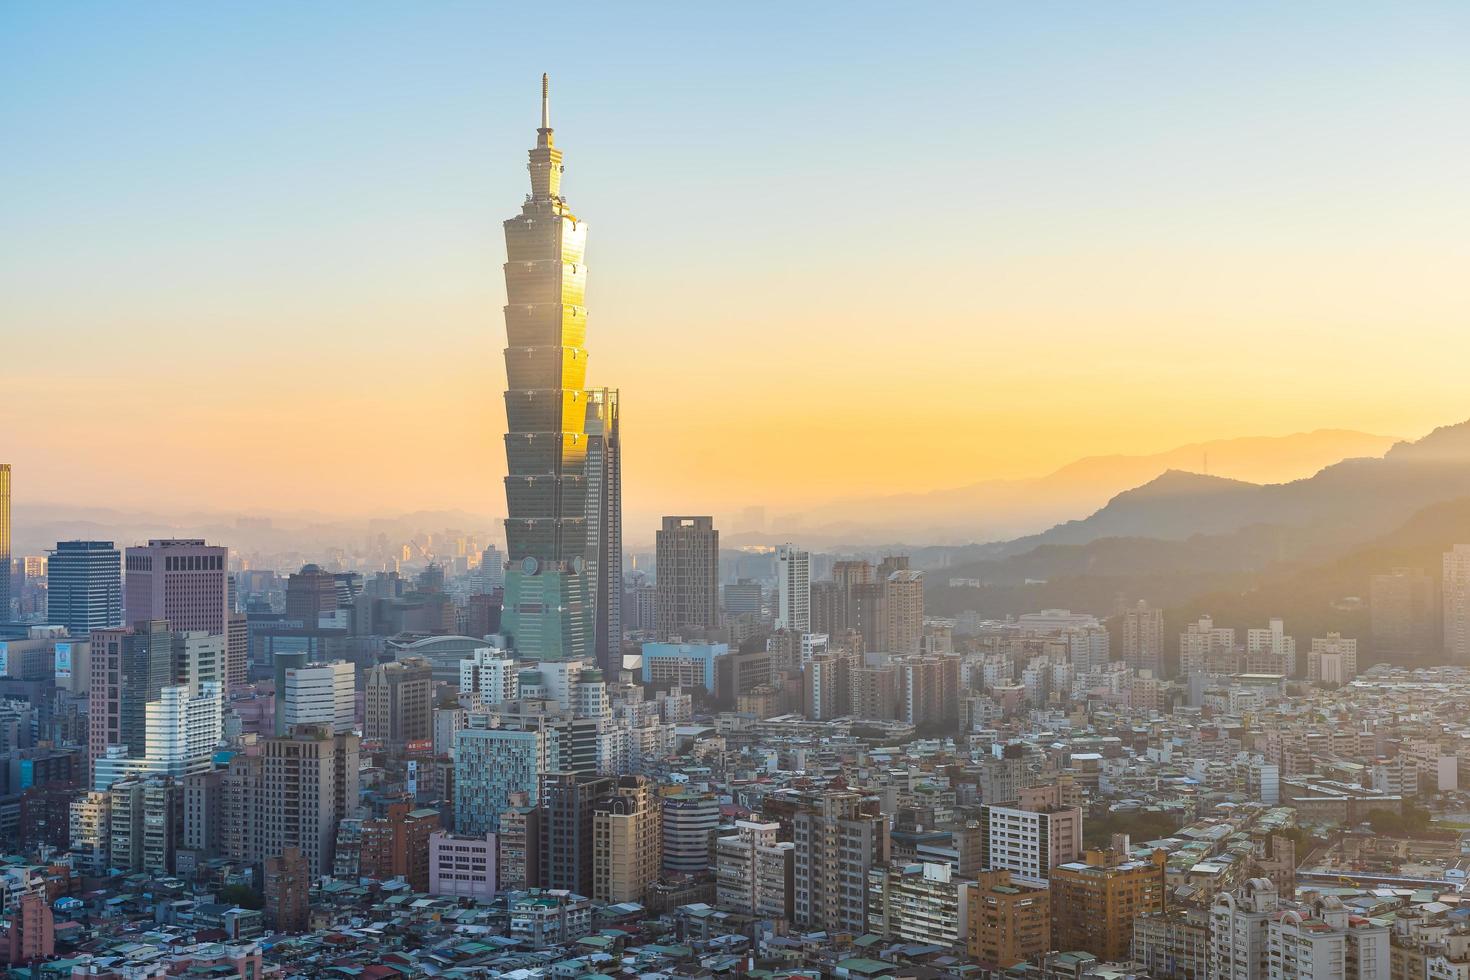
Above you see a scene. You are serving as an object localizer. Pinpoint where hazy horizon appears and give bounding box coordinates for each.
[5,2,1469,523]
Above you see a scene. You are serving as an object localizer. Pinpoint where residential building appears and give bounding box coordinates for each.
[1122,600,1165,676]
[263,847,310,934]
[715,819,794,921]
[967,870,1050,969]
[461,647,518,706]
[792,790,889,934]
[775,544,810,632]
[1049,848,1168,963]
[979,799,1083,884]
[1307,633,1359,685]
[641,641,725,695]
[661,790,721,876]
[592,774,661,904]
[259,724,360,878]
[885,570,924,655]
[866,861,970,948]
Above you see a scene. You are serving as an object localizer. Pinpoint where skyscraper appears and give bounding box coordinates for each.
[0,464,10,620]
[775,544,811,632]
[585,388,623,671]
[499,75,595,662]
[654,516,719,640]
[124,539,229,635]
[46,541,122,636]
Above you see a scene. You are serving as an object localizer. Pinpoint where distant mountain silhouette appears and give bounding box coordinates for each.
[994,420,1470,558]
[779,429,1396,546]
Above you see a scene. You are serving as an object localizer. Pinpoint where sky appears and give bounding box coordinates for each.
[3,2,1469,536]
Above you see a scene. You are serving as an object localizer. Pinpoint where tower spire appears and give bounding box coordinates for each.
[541,73,550,131]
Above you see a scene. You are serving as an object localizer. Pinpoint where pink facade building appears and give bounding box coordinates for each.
[429,830,498,901]
[125,539,229,634]
[5,892,55,964]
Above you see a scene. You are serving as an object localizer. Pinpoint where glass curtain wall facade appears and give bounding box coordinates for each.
[500,75,594,661]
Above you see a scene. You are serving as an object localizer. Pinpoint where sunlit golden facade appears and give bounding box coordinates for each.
[500,75,593,660]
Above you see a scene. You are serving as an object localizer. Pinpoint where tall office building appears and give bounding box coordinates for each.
[1121,600,1164,675]
[775,544,811,632]
[1445,545,1470,662]
[364,656,434,748]
[585,388,623,672]
[88,620,172,771]
[540,771,614,897]
[46,541,122,636]
[499,76,596,662]
[124,539,229,635]
[285,564,339,626]
[278,661,356,735]
[654,517,719,640]
[0,464,9,620]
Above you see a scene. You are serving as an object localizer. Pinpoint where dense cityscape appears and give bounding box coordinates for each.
[5,22,1470,980]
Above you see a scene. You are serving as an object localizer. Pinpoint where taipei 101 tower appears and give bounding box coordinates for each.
[498,75,598,662]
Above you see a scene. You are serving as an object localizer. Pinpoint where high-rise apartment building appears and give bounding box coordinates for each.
[0,464,9,620]
[775,544,810,632]
[46,541,122,636]
[1179,616,1237,675]
[1307,633,1359,686]
[499,76,596,663]
[454,724,551,835]
[885,570,924,655]
[866,861,971,948]
[792,790,889,934]
[1209,877,1278,980]
[715,819,794,921]
[1246,617,1297,675]
[978,798,1082,884]
[585,388,623,672]
[1049,848,1168,963]
[591,775,661,904]
[540,771,614,897]
[278,660,356,735]
[1370,567,1438,656]
[1121,600,1164,675]
[654,517,719,640]
[967,870,1050,969]
[259,724,360,878]
[1445,545,1470,662]
[364,656,434,749]
[894,654,959,729]
[459,647,519,706]
[498,791,541,890]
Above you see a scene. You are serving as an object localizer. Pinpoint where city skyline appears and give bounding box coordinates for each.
[5,3,1469,524]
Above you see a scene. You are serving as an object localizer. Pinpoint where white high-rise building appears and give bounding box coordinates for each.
[1307,634,1358,686]
[775,544,811,633]
[280,661,356,735]
[460,647,518,706]
[92,681,223,790]
[1445,545,1470,662]
[1209,878,1278,980]
[1246,618,1297,676]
